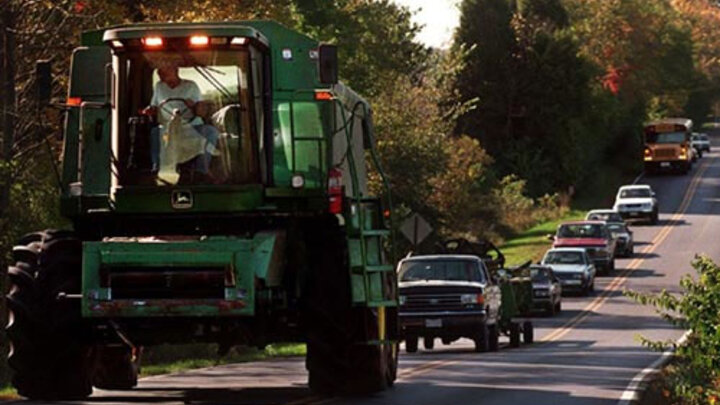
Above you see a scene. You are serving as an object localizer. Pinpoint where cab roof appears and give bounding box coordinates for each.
[560,220,606,226]
[101,22,270,47]
[401,254,483,262]
[645,118,692,131]
[618,184,652,190]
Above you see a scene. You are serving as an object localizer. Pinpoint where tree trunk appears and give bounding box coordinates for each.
[1,3,15,216]
[0,1,16,388]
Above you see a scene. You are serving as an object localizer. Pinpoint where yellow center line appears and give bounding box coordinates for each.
[541,160,708,343]
[299,161,710,404]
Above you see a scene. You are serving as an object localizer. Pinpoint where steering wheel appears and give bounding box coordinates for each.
[158,97,195,123]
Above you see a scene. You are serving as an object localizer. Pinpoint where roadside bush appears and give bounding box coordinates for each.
[626,256,720,405]
[492,175,568,234]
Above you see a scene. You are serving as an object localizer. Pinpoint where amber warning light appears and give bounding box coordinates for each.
[189,35,209,47]
[142,36,163,48]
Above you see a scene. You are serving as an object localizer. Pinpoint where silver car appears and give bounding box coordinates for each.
[541,248,596,296]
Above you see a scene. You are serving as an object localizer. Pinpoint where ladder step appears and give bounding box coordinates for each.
[362,230,390,237]
[351,264,394,274]
[366,300,398,307]
[348,229,390,238]
[366,265,394,273]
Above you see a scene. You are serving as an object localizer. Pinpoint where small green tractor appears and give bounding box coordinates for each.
[6,21,397,400]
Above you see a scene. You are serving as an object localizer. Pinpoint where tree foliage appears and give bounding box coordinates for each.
[627,256,720,404]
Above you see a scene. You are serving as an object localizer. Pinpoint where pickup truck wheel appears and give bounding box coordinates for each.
[6,231,93,400]
[509,323,521,348]
[555,301,562,313]
[473,323,490,352]
[609,260,615,272]
[423,337,434,350]
[522,322,534,344]
[488,323,499,352]
[405,337,418,353]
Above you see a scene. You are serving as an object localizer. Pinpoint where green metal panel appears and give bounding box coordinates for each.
[82,235,278,318]
[81,108,111,196]
[113,185,263,213]
[240,21,321,91]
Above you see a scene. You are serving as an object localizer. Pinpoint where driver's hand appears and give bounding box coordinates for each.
[142,106,157,116]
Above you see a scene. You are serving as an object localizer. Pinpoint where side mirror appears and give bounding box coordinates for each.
[36,60,52,106]
[318,44,338,85]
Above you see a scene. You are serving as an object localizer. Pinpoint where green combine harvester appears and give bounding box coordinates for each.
[6,21,397,399]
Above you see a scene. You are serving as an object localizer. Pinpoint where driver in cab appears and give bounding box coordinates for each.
[144,63,219,183]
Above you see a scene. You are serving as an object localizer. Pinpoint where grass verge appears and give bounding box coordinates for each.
[0,386,18,401]
[140,343,306,377]
[501,209,585,266]
[501,165,639,266]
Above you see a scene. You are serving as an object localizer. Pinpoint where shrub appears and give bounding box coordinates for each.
[626,256,720,405]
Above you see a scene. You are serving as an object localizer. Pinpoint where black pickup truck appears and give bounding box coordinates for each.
[397,255,502,353]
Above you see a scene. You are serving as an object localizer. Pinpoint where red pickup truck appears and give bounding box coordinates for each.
[551,221,616,275]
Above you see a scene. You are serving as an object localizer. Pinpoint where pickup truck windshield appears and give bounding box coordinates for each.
[399,260,485,283]
[530,268,552,282]
[544,251,585,265]
[557,224,604,238]
[620,189,651,198]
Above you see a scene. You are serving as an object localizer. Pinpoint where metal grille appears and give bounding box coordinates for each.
[402,293,463,312]
[653,148,676,158]
[109,266,227,299]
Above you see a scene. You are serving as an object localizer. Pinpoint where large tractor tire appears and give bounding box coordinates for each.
[6,230,94,400]
[92,345,140,390]
[304,227,397,395]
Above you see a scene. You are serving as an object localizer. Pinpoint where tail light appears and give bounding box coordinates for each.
[328,168,343,214]
[643,147,652,161]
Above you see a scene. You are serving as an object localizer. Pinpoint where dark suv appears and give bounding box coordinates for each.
[397,255,502,353]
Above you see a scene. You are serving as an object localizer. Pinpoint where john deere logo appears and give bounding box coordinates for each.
[171,190,193,209]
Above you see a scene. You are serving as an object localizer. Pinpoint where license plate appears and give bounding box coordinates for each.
[563,280,582,285]
[425,319,442,328]
[629,212,639,216]
[660,162,671,168]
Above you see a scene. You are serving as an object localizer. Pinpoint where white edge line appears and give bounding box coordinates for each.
[617,330,691,405]
[632,172,644,185]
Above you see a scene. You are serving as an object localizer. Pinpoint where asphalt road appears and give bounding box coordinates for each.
[17,133,720,405]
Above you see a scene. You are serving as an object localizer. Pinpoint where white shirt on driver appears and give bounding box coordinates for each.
[150,78,201,125]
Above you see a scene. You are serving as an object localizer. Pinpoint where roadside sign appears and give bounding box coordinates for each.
[400,213,433,246]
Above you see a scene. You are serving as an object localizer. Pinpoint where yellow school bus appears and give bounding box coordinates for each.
[643,118,693,174]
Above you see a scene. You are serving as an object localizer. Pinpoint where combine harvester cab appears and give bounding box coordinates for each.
[6,21,397,399]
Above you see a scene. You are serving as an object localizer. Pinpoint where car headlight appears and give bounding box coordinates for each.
[399,295,407,305]
[461,293,483,304]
